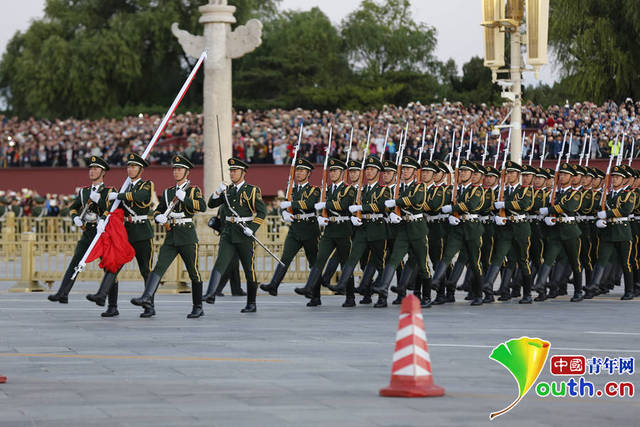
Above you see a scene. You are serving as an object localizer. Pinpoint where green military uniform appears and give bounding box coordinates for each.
[577,166,597,285]
[204,157,267,313]
[327,156,390,306]
[295,158,355,305]
[48,156,114,304]
[131,155,207,318]
[87,153,156,317]
[587,165,636,300]
[261,159,320,297]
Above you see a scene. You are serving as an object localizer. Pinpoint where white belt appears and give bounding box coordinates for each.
[293,213,315,220]
[509,214,526,222]
[525,215,539,221]
[557,216,576,223]
[462,214,479,221]
[612,217,629,223]
[169,212,185,219]
[403,213,423,222]
[126,215,148,224]
[225,216,252,223]
[362,213,384,220]
[329,216,350,223]
[478,215,491,223]
[576,215,595,222]
[630,214,636,219]
[170,218,192,225]
[426,214,447,222]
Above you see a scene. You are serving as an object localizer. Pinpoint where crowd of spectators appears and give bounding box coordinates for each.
[2,99,640,169]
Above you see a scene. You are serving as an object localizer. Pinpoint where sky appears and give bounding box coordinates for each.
[0,0,558,87]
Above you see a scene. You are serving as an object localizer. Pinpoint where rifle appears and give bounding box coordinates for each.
[578,133,587,166]
[430,126,438,161]
[601,151,616,210]
[451,137,464,218]
[528,134,535,166]
[585,132,592,167]
[617,132,626,166]
[319,126,334,219]
[549,132,567,206]
[482,133,489,166]
[355,126,372,219]
[497,135,512,217]
[416,125,427,182]
[345,126,354,165]
[382,124,390,160]
[565,133,573,164]
[285,121,304,214]
[629,137,636,166]
[162,179,191,232]
[393,123,408,217]
[448,129,457,169]
[494,133,502,168]
[466,129,473,160]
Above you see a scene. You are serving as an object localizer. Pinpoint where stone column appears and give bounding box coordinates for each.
[172,0,262,196]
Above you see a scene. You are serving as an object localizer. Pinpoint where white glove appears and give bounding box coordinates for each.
[441,204,452,214]
[176,188,186,202]
[385,199,396,208]
[155,214,167,224]
[350,216,363,226]
[596,219,607,228]
[448,215,460,226]
[96,218,106,234]
[314,202,326,211]
[217,182,227,194]
[389,213,402,224]
[597,210,607,219]
[317,216,329,227]
[494,201,505,210]
[89,190,100,203]
[282,211,294,223]
[539,207,549,216]
[280,201,292,210]
[495,216,507,226]
[108,192,118,201]
[349,205,362,213]
[243,227,253,237]
[544,217,556,227]
[73,216,83,227]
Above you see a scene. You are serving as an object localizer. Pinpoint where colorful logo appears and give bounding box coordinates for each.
[489,336,551,420]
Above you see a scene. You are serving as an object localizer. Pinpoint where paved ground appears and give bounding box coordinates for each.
[0,281,639,426]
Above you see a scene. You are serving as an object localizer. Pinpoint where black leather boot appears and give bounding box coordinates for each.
[260,263,288,296]
[621,270,634,300]
[241,282,257,312]
[48,270,76,304]
[87,271,118,306]
[187,281,204,318]
[203,270,223,304]
[374,294,387,308]
[342,273,356,307]
[510,267,523,297]
[430,262,448,304]
[533,264,552,301]
[519,274,533,304]
[295,266,323,299]
[470,275,483,306]
[548,263,568,298]
[355,264,376,295]
[131,272,161,309]
[372,265,396,297]
[101,282,119,317]
[392,264,416,294]
[584,264,605,299]
[321,253,340,290]
[446,260,465,291]
[420,277,432,308]
[570,271,584,302]
[229,261,246,296]
[328,264,355,294]
[140,295,156,318]
[483,264,501,299]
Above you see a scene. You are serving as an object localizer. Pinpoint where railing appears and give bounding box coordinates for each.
[0,214,313,292]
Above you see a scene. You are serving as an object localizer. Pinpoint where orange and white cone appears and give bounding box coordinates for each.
[379,294,445,397]
[0,375,5,384]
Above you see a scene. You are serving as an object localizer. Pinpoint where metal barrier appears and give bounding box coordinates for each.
[0,214,313,292]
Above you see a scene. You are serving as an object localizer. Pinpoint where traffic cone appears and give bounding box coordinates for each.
[0,375,5,384]
[379,294,445,397]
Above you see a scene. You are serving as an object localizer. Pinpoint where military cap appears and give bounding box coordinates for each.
[434,160,452,174]
[458,159,475,172]
[572,164,587,175]
[227,157,248,170]
[586,167,598,178]
[474,163,487,174]
[87,155,110,171]
[295,158,314,171]
[347,159,360,170]
[485,165,500,177]
[173,154,194,169]
[558,162,577,176]
[364,155,383,171]
[544,167,554,177]
[505,160,523,173]
[611,165,627,177]
[328,157,347,170]
[619,164,633,178]
[534,167,547,178]
[521,164,536,175]
[401,156,420,169]
[593,168,605,179]
[421,159,438,172]
[126,153,149,168]
[382,159,397,172]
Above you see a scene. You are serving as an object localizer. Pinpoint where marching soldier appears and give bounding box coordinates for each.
[204,157,267,312]
[294,158,355,306]
[86,153,155,318]
[260,158,320,296]
[130,155,206,318]
[48,156,114,303]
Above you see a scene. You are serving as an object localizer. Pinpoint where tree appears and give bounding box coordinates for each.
[341,0,438,78]
[549,0,640,103]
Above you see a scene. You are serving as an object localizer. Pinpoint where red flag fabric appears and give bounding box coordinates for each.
[86,209,136,273]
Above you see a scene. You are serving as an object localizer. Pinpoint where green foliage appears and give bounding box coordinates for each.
[549,0,640,103]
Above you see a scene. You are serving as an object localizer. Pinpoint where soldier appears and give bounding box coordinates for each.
[294,157,354,306]
[131,155,206,318]
[206,211,245,297]
[260,158,320,297]
[372,156,429,308]
[535,163,584,302]
[203,157,267,312]
[586,165,636,300]
[329,156,390,307]
[48,156,114,303]
[87,153,156,318]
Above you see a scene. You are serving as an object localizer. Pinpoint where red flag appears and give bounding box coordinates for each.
[86,209,135,273]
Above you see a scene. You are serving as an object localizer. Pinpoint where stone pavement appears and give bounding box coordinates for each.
[0,282,639,426]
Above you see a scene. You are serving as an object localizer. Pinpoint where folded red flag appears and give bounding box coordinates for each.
[86,209,135,273]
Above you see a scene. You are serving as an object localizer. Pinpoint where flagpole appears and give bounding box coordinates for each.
[72,50,207,278]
